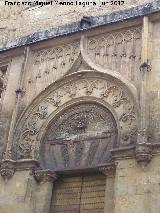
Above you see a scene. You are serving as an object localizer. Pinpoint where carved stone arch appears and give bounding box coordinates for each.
[12,71,138,162]
[39,99,119,170]
[37,97,120,142]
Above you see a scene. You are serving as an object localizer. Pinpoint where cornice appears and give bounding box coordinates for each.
[111,146,136,160]
[0,159,40,180]
[0,0,160,53]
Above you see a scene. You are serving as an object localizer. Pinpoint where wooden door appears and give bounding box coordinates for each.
[51,174,106,213]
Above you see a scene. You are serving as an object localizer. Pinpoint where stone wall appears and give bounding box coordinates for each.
[0,0,152,47]
[114,156,160,213]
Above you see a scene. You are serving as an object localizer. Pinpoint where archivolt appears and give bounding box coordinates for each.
[12,71,139,161]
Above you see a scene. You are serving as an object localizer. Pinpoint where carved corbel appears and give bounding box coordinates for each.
[140,61,151,71]
[99,164,116,177]
[136,129,153,168]
[33,169,57,183]
[140,61,151,75]
[0,159,15,180]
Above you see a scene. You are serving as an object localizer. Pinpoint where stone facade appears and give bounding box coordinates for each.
[0,0,160,212]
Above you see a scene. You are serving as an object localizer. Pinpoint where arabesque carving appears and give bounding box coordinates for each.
[16,104,49,159]
[14,73,138,160]
[87,27,141,85]
[25,42,80,102]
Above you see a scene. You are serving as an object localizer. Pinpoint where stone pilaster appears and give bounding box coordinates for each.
[99,164,115,213]
[136,16,153,167]
[33,169,57,213]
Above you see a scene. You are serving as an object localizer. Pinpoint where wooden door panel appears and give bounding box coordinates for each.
[41,103,118,171]
[51,174,105,213]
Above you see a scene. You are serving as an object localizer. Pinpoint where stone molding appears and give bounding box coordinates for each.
[99,163,116,176]
[111,146,136,160]
[111,143,153,167]
[33,169,57,183]
[15,159,40,171]
[0,159,39,180]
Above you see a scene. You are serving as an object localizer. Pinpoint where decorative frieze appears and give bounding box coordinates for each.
[25,42,80,102]
[87,27,142,85]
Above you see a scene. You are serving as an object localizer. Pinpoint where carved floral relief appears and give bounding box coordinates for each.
[14,74,138,161]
